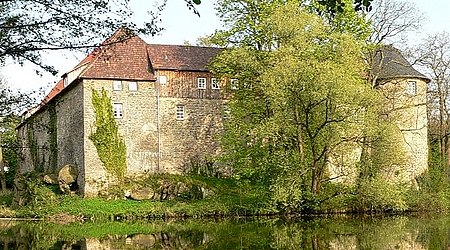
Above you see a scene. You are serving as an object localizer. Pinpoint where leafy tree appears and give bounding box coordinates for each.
[211,1,378,210]
[0,81,32,192]
[410,32,450,168]
[0,0,201,73]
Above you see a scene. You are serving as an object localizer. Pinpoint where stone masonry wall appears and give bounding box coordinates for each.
[378,78,428,182]
[327,77,428,185]
[82,70,226,196]
[17,108,51,173]
[17,82,85,189]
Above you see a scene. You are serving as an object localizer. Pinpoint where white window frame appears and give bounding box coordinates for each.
[230,79,239,90]
[406,81,417,96]
[158,75,167,85]
[197,77,207,89]
[113,103,123,119]
[176,105,185,120]
[128,81,138,91]
[211,78,220,89]
[113,80,122,91]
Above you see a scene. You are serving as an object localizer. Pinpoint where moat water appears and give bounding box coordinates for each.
[1,214,449,249]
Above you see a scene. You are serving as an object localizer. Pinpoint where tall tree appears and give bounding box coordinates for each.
[211,1,377,210]
[366,0,424,45]
[410,32,450,167]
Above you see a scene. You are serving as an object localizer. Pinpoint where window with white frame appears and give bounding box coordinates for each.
[197,77,206,89]
[176,105,185,120]
[230,79,239,90]
[211,78,220,89]
[113,103,123,119]
[113,80,122,91]
[158,75,167,85]
[406,81,417,96]
[129,81,138,91]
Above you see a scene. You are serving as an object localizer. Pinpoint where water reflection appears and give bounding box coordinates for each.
[0,215,449,249]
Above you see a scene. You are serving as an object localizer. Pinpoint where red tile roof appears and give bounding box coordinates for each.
[37,29,223,112]
[80,29,155,81]
[147,44,222,71]
[41,79,64,105]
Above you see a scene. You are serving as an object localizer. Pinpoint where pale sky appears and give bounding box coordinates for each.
[2,0,450,97]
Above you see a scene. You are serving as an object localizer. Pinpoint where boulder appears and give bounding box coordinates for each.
[43,174,58,185]
[130,187,155,201]
[58,165,78,194]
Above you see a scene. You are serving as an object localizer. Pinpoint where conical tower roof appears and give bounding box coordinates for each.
[372,45,430,83]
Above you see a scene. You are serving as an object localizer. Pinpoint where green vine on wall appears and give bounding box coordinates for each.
[26,120,40,171]
[47,102,58,172]
[89,88,127,182]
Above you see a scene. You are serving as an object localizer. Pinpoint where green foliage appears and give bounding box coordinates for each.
[1,115,21,187]
[406,140,450,212]
[211,1,378,211]
[89,88,127,183]
[26,120,41,171]
[356,176,408,212]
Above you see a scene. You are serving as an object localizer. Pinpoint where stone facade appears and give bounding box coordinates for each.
[17,30,226,196]
[17,32,429,196]
[17,82,85,190]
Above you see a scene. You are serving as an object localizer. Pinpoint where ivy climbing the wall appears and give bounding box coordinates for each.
[47,102,58,172]
[26,120,40,171]
[89,89,127,182]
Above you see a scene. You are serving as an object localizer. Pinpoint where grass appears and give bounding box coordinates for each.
[1,175,275,221]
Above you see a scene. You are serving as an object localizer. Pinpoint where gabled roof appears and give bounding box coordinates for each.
[372,45,430,82]
[41,79,64,105]
[79,28,155,81]
[147,44,222,71]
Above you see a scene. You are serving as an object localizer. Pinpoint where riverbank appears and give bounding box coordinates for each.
[1,172,449,222]
[0,175,276,222]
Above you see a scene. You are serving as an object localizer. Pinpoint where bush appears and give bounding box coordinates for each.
[357,176,408,212]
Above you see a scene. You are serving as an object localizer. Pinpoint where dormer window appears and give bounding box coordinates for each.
[198,77,206,89]
[113,81,122,91]
[406,81,417,96]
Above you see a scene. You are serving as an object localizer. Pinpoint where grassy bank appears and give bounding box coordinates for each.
[2,171,450,222]
[0,175,275,221]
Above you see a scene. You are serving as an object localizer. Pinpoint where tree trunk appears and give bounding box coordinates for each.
[294,105,305,161]
[0,145,6,193]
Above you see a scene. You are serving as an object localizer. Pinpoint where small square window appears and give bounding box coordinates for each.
[129,82,138,91]
[230,79,239,90]
[113,103,123,119]
[113,81,122,91]
[198,78,206,89]
[158,75,167,85]
[176,105,185,120]
[406,81,417,96]
[211,78,220,89]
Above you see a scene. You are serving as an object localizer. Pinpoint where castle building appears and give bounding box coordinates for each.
[17,30,226,196]
[17,30,430,196]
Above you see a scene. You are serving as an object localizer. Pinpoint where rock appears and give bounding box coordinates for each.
[43,174,58,185]
[130,187,155,201]
[58,164,78,194]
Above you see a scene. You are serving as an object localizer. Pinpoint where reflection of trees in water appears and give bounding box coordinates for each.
[1,216,450,249]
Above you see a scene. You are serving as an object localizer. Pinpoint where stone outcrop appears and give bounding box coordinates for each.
[58,165,78,194]
[120,179,214,201]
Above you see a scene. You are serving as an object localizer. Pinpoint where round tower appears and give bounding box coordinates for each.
[373,45,431,183]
